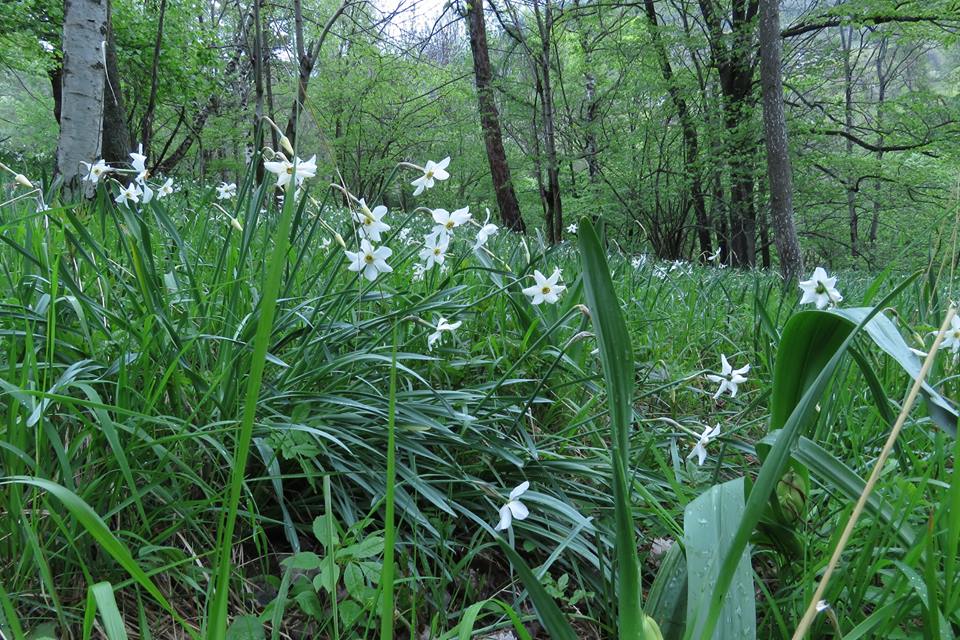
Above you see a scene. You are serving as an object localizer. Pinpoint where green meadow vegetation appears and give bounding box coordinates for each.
[3,0,960,637]
[1,159,959,637]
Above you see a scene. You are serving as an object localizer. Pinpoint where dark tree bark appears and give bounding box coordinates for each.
[283,0,350,148]
[644,0,712,260]
[252,0,265,182]
[49,67,63,125]
[464,0,526,232]
[140,0,167,159]
[758,0,802,280]
[536,1,563,243]
[100,0,131,166]
[699,0,759,267]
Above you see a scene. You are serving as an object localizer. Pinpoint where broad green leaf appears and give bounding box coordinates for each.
[644,541,687,640]
[684,478,755,640]
[757,433,918,549]
[226,616,265,640]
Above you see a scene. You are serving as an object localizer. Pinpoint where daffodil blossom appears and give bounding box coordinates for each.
[687,423,721,466]
[566,223,578,234]
[263,154,317,189]
[216,182,237,200]
[419,232,449,270]
[706,248,722,264]
[157,178,174,198]
[474,210,499,249]
[427,316,462,350]
[411,157,450,196]
[345,239,393,282]
[140,181,154,204]
[81,159,111,184]
[938,315,960,354]
[522,269,566,305]
[706,354,749,398]
[631,256,646,269]
[130,144,148,183]
[115,182,142,207]
[431,206,472,237]
[799,267,842,309]
[494,481,530,531]
[353,199,390,242]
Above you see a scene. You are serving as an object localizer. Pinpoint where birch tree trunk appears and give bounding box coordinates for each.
[759,0,803,280]
[56,0,108,199]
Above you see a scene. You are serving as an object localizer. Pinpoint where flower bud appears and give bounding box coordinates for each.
[642,614,664,640]
[334,232,346,248]
[776,469,807,523]
[280,135,295,156]
[230,217,243,232]
[15,174,33,188]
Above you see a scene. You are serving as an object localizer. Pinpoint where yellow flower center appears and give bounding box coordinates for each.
[426,170,434,179]
[541,286,551,294]
[364,215,373,225]
[286,165,294,174]
[364,254,374,264]
[433,248,441,255]
[445,221,455,230]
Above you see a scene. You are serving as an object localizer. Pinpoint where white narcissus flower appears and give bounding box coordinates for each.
[706,354,749,399]
[494,481,530,531]
[217,182,237,200]
[799,267,842,309]
[411,156,450,196]
[263,154,317,189]
[706,248,722,264]
[427,316,462,350]
[130,143,148,183]
[631,256,646,269]
[320,237,332,250]
[938,315,960,354]
[566,223,578,234]
[687,423,721,466]
[141,181,154,204]
[474,210,499,249]
[432,206,472,236]
[157,178,174,198]
[81,159,111,184]
[522,268,566,305]
[419,232,450,270]
[354,199,390,242]
[115,182,142,207]
[345,239,393,282]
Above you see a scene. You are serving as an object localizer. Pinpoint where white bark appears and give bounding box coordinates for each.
[56,0,108,200]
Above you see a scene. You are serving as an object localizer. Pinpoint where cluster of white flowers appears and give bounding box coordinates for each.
[83,144,176,207]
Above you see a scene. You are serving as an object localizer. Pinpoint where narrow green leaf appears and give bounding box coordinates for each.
[578,217,645,638]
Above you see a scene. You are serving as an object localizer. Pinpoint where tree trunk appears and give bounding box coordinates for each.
[841,26,858,258]
[101,4,131,167]
[465,0,526,232]
[56,0,108,199]
[758,0,802,280]
[644,0,712,260]
[537,0,563,242]
[140,0,166,158]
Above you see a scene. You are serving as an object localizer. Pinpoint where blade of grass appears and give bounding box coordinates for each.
[208,181,299,639]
